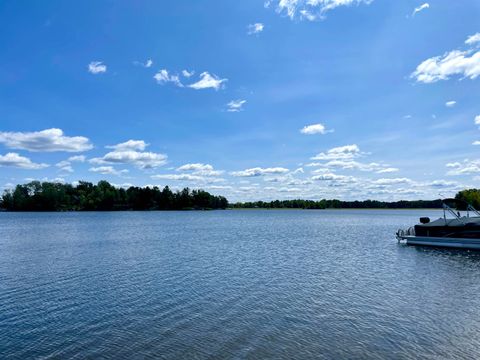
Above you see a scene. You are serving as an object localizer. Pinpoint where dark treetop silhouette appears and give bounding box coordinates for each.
[0,181,228,211]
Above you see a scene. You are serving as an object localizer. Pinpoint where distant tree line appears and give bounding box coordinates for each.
[232,199,444,209]
[0,181,228,211]
[4,181,477,212]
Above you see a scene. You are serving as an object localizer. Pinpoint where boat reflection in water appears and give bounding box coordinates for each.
[396,199,480,250]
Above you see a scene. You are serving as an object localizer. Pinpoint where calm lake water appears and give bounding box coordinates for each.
[1,209,480,359]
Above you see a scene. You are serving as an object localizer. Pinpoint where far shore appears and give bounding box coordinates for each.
[229,207,442,211]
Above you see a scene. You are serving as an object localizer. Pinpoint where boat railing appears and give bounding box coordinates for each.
[467,204,480,217]
[442,203,467,224]
[441,199,480,220]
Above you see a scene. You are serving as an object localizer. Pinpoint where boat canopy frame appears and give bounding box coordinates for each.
[441,198,480,224]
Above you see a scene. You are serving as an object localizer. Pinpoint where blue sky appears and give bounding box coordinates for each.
[1,0,480,202]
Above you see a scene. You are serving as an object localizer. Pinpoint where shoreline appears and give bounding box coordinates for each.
[0,207,442,213]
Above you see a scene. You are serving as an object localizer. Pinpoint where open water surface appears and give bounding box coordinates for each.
[1,210,480,359]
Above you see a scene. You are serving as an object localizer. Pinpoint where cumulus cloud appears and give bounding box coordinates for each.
[313,159,396,173]
[91,150,167,169]
[151,174,224,183]
[230,167,289,177]
[446,159,480,175]
[106,140,148,151]
[373,178,412,185]
[465,33,480,46]
[188,72,227,90]
[0,153,48,169]
[90,140,167,169]
[412,3,429,16]
[247,23,264,35]
[445,100,457,107]
[151,174,204,181]
[134,59,153,68]
[153,69,183,87]
[89,166,129,176]
[176,163,223,176]
[376,167,399,174]
[68,155,86,162]
[268,0,374,21]
[60,166,74,173]
[426,180,458,188]
[56,161,73,173]
[54,155,85,174]
[88,61,107,74]
[0,128,93,152]
[312,173,355,182]
[153,70,226,90]
[412,34,480,83]
[475,115,480,126]
[311,144,362,161]
[227,99,247,112]
[182,70,194,78]
[300,123,332,135]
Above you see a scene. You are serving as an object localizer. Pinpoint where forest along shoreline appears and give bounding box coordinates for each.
[1,180,479,212]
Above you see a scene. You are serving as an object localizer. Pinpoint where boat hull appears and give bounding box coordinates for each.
[401,236,480,250]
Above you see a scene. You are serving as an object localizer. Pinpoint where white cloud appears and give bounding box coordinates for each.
[412,3,429,16]
[0,128,93,152]
[176,163,224,176]
[177,163,212,172]
[59,165,74,173]
[134,59,153,68]
[106,140,148,151]
[466,33,480,46]
[373,178,412,185]
[446,159,480,175]
[89,166,129,176]
[88,61,107,74]
[188,72,227,90]
[205,185,233,190]
[445,100,457,107]
[475,115,480,126]
[68,155,86,162]
[54,155,85,174]
[247,23,264,35]
[153,69,183,87]
[56,160,70,168]
[269,0,374,21]
[426,180,458,188]
[473,141,480,146]
[300,123,332,135]
[182,69,194,78]
[227,99,247,112]
[312,173,355,182]
[90,141,166,169]
[230,167,289,177]
[446,162,461,168]
[151,174,224,183]
[376,167,399,174]
[0,153,48,169]
[315,159,396,173]
[412,34,480,83]
[311,144,362,161]
[90,150,167,169]
[151,174,204,181]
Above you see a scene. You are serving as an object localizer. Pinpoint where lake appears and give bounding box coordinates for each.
[1,209,480,359]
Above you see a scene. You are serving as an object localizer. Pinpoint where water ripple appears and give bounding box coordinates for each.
[1,210,480,359]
